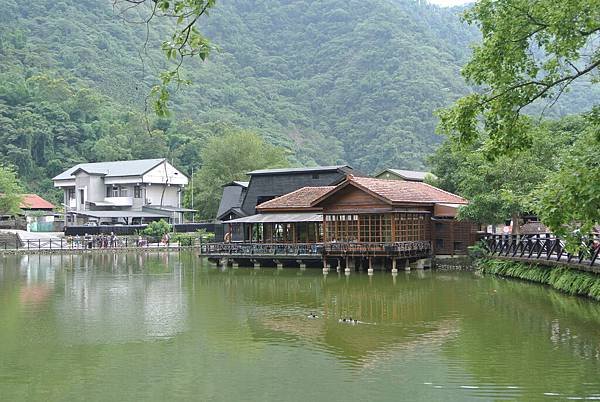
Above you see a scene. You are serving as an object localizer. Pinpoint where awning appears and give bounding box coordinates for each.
[226,212,323,224]
[75,211,170,219]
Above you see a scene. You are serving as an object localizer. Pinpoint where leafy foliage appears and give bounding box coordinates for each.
[535,110,600,242]
[142,219,172,238]
[429,116,584,226]
[0,0,485,173]
[435,0,599,244]
[0,164,23,216]
[438,0,600,153]
[185,130,289,219]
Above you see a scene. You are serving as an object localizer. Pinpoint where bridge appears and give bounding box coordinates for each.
[484,234,600,271]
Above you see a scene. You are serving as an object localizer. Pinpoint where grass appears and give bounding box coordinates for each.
[478,258,600,301]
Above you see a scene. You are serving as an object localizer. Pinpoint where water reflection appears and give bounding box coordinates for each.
[1,253,600,401]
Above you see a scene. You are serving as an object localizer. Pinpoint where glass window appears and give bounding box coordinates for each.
[134,185,141,198]
[79,189,84,205]
[120,186,128,197]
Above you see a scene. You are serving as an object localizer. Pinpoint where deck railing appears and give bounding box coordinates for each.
[201,241,432,257]
[201,242,322,256]
[484,234,600,267]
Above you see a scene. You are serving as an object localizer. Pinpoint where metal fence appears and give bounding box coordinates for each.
[484,233,600,267]
[0,236,201,251]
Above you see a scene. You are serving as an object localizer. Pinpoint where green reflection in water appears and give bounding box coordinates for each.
[1,253,599,401]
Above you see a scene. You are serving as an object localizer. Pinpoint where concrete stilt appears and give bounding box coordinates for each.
[391,258,398,274]
[404,259,411,271]
[232,262,239,268]
[253,260,261,269]
[367,257,374,275]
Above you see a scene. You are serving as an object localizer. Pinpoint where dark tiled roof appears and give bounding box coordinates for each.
[247,165,351,176]
[520,222,549,234]
[257,186,335,210]
[348,176,467,204]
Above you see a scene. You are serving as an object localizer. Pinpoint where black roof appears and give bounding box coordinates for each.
[247,165,353,176]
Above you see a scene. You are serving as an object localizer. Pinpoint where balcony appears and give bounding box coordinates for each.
[95,197,133,207]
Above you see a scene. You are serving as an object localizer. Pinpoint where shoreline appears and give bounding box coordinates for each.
[478,258,600,302]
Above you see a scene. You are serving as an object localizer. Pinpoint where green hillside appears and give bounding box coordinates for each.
[0,0,597,202]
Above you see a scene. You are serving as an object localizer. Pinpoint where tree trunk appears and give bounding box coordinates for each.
[511,212,521,235]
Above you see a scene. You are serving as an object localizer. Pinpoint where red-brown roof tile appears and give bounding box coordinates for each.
[257,186,335,210]
[345,176,467,205]
[20,194,55,210]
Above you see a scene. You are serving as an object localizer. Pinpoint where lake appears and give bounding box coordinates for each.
[1,252,600,401]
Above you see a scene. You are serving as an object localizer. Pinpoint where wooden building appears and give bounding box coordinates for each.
[214,165,360,242]
[209,176,478,266]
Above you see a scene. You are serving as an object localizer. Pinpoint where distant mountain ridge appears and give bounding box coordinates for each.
[0,0,596,177]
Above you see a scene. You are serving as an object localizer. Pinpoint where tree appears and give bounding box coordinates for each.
[438,0,599,152]
[437,0,599,242]
[185,130,290,219]
[535,112,600,246]
[0,165,24,216]
[142,219,172,239]
[114,0,216,116]
[429,116,583,231]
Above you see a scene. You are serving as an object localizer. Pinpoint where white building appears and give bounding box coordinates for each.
[53,159,191,226]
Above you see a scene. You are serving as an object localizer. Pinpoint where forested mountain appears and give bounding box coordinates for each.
[0,0,597,203]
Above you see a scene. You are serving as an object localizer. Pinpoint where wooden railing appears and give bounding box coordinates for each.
[201,242,322,257]
[484,234,600,267]
[201,241,432,258]
[324,241,431,256]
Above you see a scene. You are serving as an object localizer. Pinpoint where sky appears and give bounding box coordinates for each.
[427,0,473,6]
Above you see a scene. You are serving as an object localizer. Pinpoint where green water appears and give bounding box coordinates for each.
[1,253,600,401]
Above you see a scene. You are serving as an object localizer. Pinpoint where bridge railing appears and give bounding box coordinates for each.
[484,233,600,267]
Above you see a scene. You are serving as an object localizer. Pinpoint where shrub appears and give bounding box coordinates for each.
[142,219,172,238]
